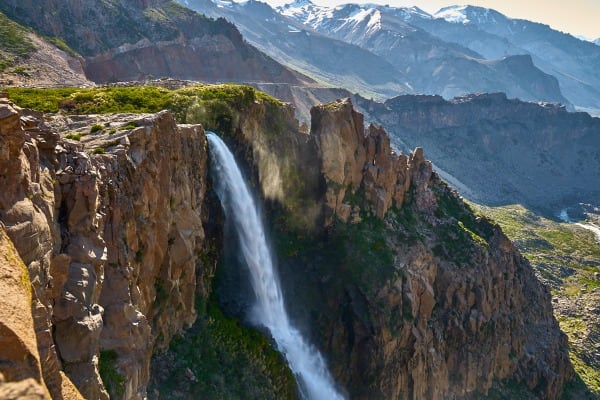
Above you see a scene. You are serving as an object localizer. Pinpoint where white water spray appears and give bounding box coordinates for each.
[206,132,344,400]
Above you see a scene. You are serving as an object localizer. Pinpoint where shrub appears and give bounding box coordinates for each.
[99,350,126,397]
[90,124,104,133]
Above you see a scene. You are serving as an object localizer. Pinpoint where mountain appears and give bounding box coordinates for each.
[595,38,600,46]
[0,0,312,85]
[0,86,574,399]
[279,1,569,106]
[414,5,600,115]
[353,92,600,211]
[177,0,411,100]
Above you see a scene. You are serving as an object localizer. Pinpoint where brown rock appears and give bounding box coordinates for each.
[311,99,415,221]
[0,227,52,399]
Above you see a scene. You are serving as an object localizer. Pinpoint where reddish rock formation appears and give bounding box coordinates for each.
[0,0,313,85]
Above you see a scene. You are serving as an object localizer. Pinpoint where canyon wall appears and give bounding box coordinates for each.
[0,95,211,399]
[222,97,574,399]
[354,92,600,209]
[0,90,574,399]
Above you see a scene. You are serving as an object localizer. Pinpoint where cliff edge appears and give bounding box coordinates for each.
[0,88,576,399]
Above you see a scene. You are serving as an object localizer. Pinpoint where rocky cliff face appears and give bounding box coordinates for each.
[355,92,600,211]
[0,94,211,399]
[207,96,574,399]
[0,89,575,400]
[0,0,311,85]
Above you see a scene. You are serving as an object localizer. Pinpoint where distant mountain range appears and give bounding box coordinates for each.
[177,0,600,115]
[2,0,598,115]
[280,1,600,114]
[179,0,411,100]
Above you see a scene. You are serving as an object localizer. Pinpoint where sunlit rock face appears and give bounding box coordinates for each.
[0,96,210,399]
[0,92,574,400]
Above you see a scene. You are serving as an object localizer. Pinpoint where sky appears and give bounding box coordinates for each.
[269,0,600,40]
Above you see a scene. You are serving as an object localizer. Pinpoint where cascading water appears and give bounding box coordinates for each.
[206,132,344,400]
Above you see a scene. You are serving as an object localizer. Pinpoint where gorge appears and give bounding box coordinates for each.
[0,86,577,399]
[207,132,343,399]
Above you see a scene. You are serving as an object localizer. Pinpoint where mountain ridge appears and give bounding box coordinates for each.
[0,0,313,85]
[277,0,571,106]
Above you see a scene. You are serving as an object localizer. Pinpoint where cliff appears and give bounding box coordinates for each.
[0,88,575,399]
[0,93,210,399]
[223,97,574,399]
[354,92,600,211]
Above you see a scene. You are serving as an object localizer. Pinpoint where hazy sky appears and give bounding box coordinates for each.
[271,0,600,40]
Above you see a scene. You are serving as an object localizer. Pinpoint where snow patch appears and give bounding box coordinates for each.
[435,5,470,24]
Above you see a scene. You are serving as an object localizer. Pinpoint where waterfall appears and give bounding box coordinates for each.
[206,132,344,400]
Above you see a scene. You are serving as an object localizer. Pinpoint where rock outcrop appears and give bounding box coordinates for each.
[310,98,421,224]
[241,98,574,399]
[0,94,210,399]
[0,225,52,400]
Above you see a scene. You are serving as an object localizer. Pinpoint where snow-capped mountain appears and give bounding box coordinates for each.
[174,0,600,112]
[177,0,412,101]
[414,5,600,112]
[278,1,568,105]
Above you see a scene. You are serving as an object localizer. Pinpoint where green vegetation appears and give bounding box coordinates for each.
[99,350,126,397]
[558,316,600,396]
[119,123,138,131]
[90,124,104,133]
[44,36,78,56]
[150,300,298,399]
[473,204,600,291]
[430,186,495,265]
[4,85,283,134]
[474,203,600,397]
[0,12,35,72]
[64,132,85,141]
[568,354,600,396]
[9,66,30,76]
[331,214,395,293]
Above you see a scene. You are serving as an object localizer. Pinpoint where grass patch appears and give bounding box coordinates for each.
[150,300,297,399]
[4,84,282,119]
[473,204,600,289]
[44,36,78,56]
[569,353,600,396]
[558,316,588,340]
[64,132,86,141]
[90,124,104,133]
[99,350,126,397]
